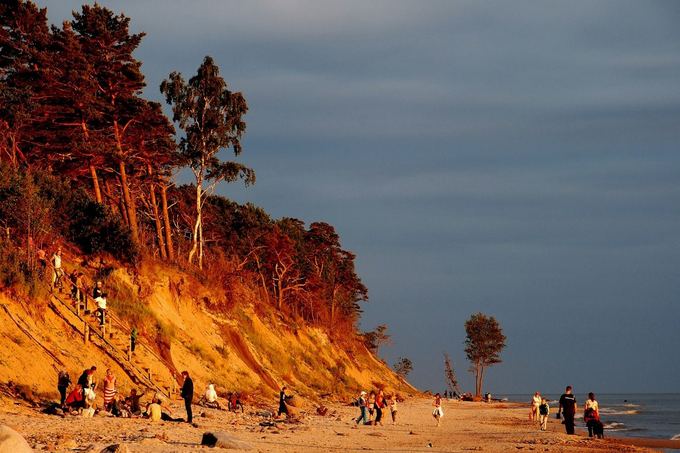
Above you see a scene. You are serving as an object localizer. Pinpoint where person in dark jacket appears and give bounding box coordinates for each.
[57,370,71,407]
[77,366,97,408]
[278,386,289,417]
[558,385,578,435]
[180,371,194,423]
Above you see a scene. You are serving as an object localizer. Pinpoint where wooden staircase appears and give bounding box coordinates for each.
[48,286,177,400]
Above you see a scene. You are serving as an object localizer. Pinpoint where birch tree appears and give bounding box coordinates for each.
[161,56,254,269]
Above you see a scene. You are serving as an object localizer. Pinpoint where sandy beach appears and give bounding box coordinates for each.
[2,396,678,452]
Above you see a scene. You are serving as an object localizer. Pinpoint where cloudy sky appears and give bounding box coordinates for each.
[39,0,680,395]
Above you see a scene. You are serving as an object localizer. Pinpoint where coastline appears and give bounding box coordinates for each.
[1,396,678,452]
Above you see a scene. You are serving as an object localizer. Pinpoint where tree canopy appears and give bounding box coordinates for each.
[464,312,506,397]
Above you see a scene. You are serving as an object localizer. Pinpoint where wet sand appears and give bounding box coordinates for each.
[1,397,676,452]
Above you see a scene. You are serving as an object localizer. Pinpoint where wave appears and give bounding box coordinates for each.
[604,422,625,429]
[671,434,680,441]
[623,403,640,408]
[600,408,639,415]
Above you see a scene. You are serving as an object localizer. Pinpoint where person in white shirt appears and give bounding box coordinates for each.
[530,391,542,421]
[95,293,107,326]
[51,247,63,290]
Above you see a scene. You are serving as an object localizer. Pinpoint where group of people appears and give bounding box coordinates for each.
[530,386,604,438]
[55,367,198,423]
[352,389,399,427]
[40,246,110,328]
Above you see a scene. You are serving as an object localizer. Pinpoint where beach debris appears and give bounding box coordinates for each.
[201,431,253,450]
[0,424,33,453]
[367,432,385,437]
[100,444,131,453]
[409,431,418,435]
[256,410,274,418]
[316,406,329,416]
[427,442,433,448]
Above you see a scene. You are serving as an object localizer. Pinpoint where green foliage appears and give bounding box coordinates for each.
[363,324,391,354]
[66,196,138,263]
[464,312,506,396]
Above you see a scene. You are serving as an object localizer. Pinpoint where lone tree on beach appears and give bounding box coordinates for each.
[443,352,461,395]
[464,312,506,397]
[161,56,255,269]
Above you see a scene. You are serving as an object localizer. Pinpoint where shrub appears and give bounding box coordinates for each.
[67,196,138,263]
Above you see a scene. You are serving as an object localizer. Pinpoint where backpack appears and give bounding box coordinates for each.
[539,403,549,415]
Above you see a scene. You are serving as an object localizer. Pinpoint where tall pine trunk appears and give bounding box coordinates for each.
[89,164,102,203]
[148,165,167,259]
[118,160,139,244]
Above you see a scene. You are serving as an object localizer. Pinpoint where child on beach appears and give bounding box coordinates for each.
[538,398,550,431]
[433,393,444,426]
[389,394,398,424]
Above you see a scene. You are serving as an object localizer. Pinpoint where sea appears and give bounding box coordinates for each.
[501,393,680,441]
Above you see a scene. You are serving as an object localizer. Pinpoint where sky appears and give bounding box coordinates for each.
[37,0,680,395]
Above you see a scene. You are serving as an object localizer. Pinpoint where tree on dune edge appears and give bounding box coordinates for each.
[464,313,506,397]
[161,56,255,270]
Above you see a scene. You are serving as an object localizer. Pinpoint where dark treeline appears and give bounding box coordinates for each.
[0,1,369,338]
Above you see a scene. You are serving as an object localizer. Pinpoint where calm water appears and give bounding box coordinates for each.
[502,393,680,441]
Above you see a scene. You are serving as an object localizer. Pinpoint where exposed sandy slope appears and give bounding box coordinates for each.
[0,259,413,404]
[0,397,660,452]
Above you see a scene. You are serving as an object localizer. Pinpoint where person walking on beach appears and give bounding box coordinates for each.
[538,398,550,431]
[57,370,71,407]
[180,370,194,423]
[558,386,577,435]
[374,389,386,426]
[278,386,290,417]
[367,391,376,424]
[389,394,398,424]
[433,393,444,426]
[530,391,541,421]
[354,391,368,426]
[584,392,603,438]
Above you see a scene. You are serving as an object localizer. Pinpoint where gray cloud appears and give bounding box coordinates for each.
[39,0,680,393]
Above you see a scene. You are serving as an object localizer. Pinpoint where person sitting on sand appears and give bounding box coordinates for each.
[389,394,398,425]
[538,398,550,431]
[145,396,183,422]
[433,393,444,426]
[124,389,146,416]
[199,384,221,409]
[228,392,244,413]
[584,392,602,438]
[530,391,541,421]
